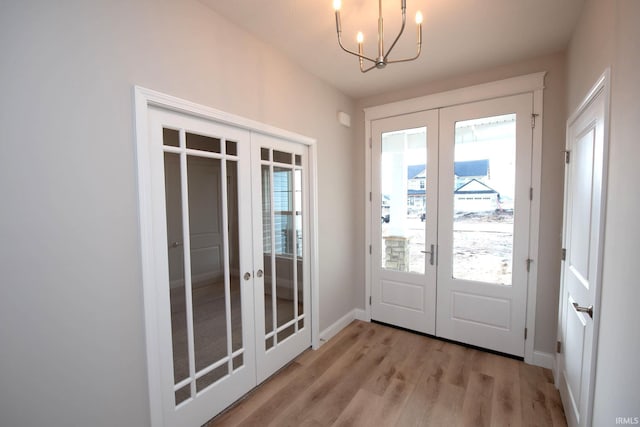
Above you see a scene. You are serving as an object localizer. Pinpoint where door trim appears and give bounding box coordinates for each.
[364,72,546,365]
[133,86,319,427]
[555,69,610,427]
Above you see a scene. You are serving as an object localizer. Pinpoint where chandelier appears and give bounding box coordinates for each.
[333,0,423,73]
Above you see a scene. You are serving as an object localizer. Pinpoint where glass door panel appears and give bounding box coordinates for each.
[452,114,516,285]
[381,127,427,274]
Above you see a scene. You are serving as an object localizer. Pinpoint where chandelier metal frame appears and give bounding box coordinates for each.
[333,0,423,73]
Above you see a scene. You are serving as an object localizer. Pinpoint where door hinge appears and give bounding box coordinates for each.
[564,150,571,164]
[524,328,528,340]
[526,258,533,273]
[369,137,372,148]
[531,113,539,128]
[369,245,372,255]
[369,296,372,305]
[369,191,372,202]
[529,187,533,201]
[561,248,566,261]
[557,341,562,353]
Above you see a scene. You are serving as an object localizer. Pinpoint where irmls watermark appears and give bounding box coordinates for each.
[616,417,640,425]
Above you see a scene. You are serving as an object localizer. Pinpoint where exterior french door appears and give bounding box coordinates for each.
[146,106,310,427]
[436,93,533,357]
[371,110,439,334]
[371,93,533,357]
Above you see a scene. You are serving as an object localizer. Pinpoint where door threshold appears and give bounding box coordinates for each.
[371,320,524,362]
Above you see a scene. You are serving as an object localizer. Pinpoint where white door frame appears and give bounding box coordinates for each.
[133,86,320,427]
[364,72,546,365]
[555,69,610,427]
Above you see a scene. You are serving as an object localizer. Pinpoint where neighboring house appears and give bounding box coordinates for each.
[454,159,489,188]
[454,178,500,213]
[407,164,426,210]
[405,160,491,212]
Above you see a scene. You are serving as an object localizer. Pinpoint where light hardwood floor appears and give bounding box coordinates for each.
[206,320,567,427]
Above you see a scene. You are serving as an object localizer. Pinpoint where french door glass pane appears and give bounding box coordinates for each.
[452,114,515,285]
[227,161,243,362]
[261,165,274,336]
[273,167,295,329]
[380,127,427,274]
[261,148,305,350]
[163,152,188,385]
[295,169,304,319]
[186,155,229,389]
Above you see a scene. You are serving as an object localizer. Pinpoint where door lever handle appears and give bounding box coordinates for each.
[421,244,435,266]
[572,302,593,319]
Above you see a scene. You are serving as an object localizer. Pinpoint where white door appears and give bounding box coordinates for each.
[371,110,439,334]
[251,134,311,382]
[437,94,533,356]
[146,108,311,426]
[557,82,608,427]
[149,107,256,426]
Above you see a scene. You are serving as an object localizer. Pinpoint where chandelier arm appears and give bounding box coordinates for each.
[360,61,378,73]
[383,9,407,61]
[386,24,422,64]
[385,44,422,64]
[337,33,378,64]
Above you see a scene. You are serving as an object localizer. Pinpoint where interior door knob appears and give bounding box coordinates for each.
[256,269,264,278]
[243,272,251,281]
[572,302,593,319]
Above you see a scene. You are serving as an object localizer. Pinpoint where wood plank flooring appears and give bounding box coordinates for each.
[205,321,567,427]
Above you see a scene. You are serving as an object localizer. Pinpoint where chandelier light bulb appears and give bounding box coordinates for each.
[356,32,364,44]
[415,11,423,25]
[333,0,342,11]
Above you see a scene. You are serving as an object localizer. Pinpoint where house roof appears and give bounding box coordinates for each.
[454,178,498,194]
[406,160,489,180]
[454,159,489,177]
[407,164,426,180]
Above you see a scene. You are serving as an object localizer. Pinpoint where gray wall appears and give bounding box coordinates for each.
[568,0,640,423]
[354,52,568,355]
[0,1,356,426]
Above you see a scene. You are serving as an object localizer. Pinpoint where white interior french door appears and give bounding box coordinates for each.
[251,133,311,383]
[371,110,439,334]
[371,93,533,357]
[146,106,310,427]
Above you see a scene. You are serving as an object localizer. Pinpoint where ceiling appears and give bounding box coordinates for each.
[201,0,585,99]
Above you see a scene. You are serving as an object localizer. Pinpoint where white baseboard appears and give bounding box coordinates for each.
[354,308,367,321]
[532,350,555,371]
[318,310,357,346]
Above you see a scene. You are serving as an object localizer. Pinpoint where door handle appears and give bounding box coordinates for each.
[243,272,251,281]
[256,269,264,278]
[572,302,593,319]
[169,241,183,248]
[421,244,435,266]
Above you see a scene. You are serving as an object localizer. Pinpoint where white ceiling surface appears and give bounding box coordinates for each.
[201,0,585,99]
